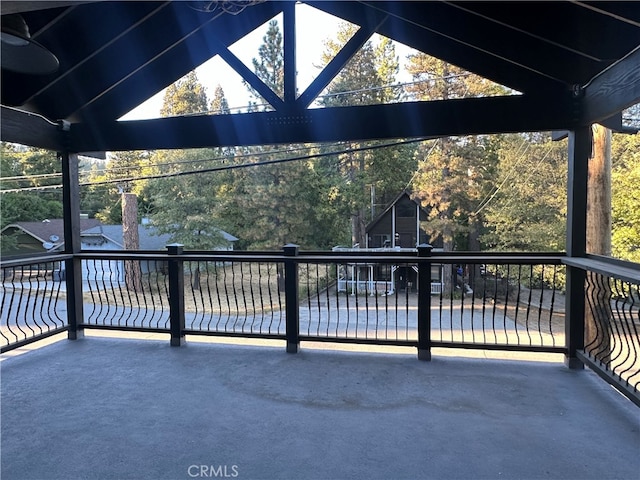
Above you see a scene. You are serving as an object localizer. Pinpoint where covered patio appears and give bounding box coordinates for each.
[1,2,639,478]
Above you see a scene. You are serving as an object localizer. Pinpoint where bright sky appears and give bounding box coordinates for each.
[120,3,417,121]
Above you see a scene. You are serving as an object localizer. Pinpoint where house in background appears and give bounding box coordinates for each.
[78,223,239,283]
[334,192,444,295]
[366,191,435,249]
[1,218,101,258]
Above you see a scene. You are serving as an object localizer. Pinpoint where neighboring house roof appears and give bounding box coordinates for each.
[81,224,238,250]
[365,191,429,233]
[1,218,102,248]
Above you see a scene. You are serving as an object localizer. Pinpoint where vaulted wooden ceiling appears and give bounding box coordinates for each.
[2,1,639,153]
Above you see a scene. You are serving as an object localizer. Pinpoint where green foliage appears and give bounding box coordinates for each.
[210,84,231,114]
[406,55,507,252]
[246,20,284,106]
[405,52,507,100]
[213,20,350,250]
[480,133,567,252]
[147,74,234,249]
[82,150,154,224]
[611,133,640,263]
[1,192,63,228]
[1,143,63,227]
[148,148,229,249]
[412,136,499,251]
[160,71,209,117]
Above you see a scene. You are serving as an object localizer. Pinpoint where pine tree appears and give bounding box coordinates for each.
[219,20,336,249]
[246,20,284,107]
[210,84,230,114]
[611,132,640,262]
[160,71,209,117]
[318,24,415,246]
[407,53,506,250]
[479,133,567,252]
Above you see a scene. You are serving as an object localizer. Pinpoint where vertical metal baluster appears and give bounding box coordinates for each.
[525,264,534,345]
[334,263,341,337]
[480,266,488,344]
[305,263,312,336]
[256,262,266,334]
[548,265,558,347]
[247,262,257,333]
[213,261,224,332]
[502,264,511,344]
[0,267,11,346]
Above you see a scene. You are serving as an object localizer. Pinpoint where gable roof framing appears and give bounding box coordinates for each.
[1,1,639,152]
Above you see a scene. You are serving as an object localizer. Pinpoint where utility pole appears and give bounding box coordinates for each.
[122,192,142,292]
[585,123,612,354]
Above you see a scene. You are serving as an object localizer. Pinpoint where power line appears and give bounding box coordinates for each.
[85,138,429,187]
[79,141,353,178]
[0,172,62,181]
[473,138,530,216]
[0,138,429,193]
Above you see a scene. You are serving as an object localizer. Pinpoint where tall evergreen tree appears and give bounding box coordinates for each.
[148,72,233,252]
[210,84,230,114]
[160,71,209,117]
[406,54,506,253]
[219,20,336,249]
[318,24,416,246]
[480,133,567,252]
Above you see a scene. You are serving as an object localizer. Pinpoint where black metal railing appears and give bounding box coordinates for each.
[294,250,565,354]
[3,246,638,405]
[82,256,170,332]
[0,255,70,352]
[565,255,640,406]
[2,248,568,356]
[71,247,565,355]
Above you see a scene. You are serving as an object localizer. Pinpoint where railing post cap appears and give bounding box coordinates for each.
[283,243,300,255]
[166,243,184,254]
[417,243,433,256]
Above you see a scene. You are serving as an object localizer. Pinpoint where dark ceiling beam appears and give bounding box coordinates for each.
[26,3,225,120]
[305,1,566,96]
[448,1,639,61]
[0,1,97,15]
[581,46,640,125]
[68,94,578,152]
[571,1,640,27]
[366,1,601,84]
[1,2,169,109]
[1,106,65,150]
[215,41,285,111]
[73,1,285,122]
[283,2,296,104]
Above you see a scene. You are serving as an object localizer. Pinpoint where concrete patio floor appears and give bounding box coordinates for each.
[1,334,639,480]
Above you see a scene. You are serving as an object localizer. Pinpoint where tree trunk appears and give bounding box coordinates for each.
[351,212,366,247]
[122,193,142,292]
[585,124,612,359]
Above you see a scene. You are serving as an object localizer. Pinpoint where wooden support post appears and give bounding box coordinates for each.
[61,150,84,340]
[564,127,591,369]
[283,244,300,353]
[417,244,433,361]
